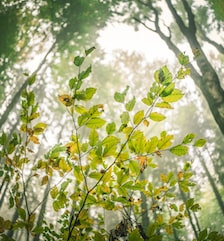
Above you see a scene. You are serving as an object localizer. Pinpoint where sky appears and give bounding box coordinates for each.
[97,22,175,63]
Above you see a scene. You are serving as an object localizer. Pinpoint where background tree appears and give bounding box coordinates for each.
[109,0,224,135]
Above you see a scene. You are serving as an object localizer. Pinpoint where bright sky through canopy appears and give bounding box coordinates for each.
[97,22,175,63]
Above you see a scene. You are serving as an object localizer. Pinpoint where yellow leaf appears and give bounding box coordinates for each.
[160,173,167,182]
[58,94,73,106]
[179,203,185,212]
[41,175,48,185]
[177,171,183,180]
[136,156,148,173]
[30,135,39,144]
[166,225,173,234]
[143,119,149,127]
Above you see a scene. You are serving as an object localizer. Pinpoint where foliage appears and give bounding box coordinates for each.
[0,48,223,241]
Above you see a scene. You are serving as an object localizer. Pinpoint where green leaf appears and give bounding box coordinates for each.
[146,136,158,153]
[102,135,120,146]
[85,46,96,56]
[157,134,174,150]
[86,117,106,129]
[114,92,125,103]
[162,89,184,102]
[193,139,206,147]
[89,171,102,180]
[160,83,175,97]
[154,65,172,85]
[106,122,116,135]
[178,52,189,66]
[182,133,196,144]
[170,145,188,156]
[0,132,7,145]
[75,105,87,114]
[28,74,36,85]
[149,112,166,122]
[198,229,208,241]
[120,111,130,124]
[125,97,136,111]
[74,56,85,66]
[129,160,140,176]
[128,229,144,241]
[177,67,191,79]
[114,86,129,103]
[89,129,99,147]
[18,208,26,221]
[50,186,58,199]
[155,101,173,109]
[78,65,92,80]
[186,198,194,208]
[33,122,47,135]
[133,110,144,125]
[142,97,153,106]
[85,87,96,100]
[69,77,77,89]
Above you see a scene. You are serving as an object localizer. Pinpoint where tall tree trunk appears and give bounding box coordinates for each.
[198,151,224,215]
[134,0,224,135]
[165,0,224,135]
[0,41,56,130]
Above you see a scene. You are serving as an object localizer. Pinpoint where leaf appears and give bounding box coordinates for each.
[198,229,208,241]
[149,112,166,122]
[129,160,140,176]
[28,74,36,85]
[114,86,129,103]
[194,139,206,147]
[89,129,99,146]
[142,97,153,106]
[106,122,116,135]
[170,145,188,156]
[177,67,191,79]
[114,92,125,103]
[162,89,184,102]
[120,111,130,124]
[30,135,39,144]
[85,46,96,56]
[74,56,85,66]
[18,208,26,221]
[178,52,189,66]
[146,136,158,153]
[89,171,102,180]
[50,186,58,199]
[58,94,73,106]
[133,110,144,125]
[59,158,72,172]
[154,65,172,85]
[157,134,174,150]
[84,87,96,101]
[160,83,175,97]
[125,97,136,111]
[182,133,196,144]
[86,117,106,129]
[33,122,47,135]
[78,65,92,80]
[155,101,173,109]
[128,229,144,241]
[41,175,49,185]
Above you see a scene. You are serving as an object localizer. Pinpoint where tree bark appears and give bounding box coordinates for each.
[165,0,224,135]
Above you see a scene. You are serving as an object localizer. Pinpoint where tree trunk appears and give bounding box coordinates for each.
[0,41,56,130]
[165,0,224,135]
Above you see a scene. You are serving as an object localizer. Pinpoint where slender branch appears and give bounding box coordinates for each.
[181,0,197,34]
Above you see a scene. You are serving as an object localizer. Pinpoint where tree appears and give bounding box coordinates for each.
[109,0,224,135]
[0,0,111,131]
[0,48,223,241]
